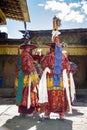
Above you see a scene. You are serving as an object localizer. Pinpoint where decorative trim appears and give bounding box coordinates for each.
[63,46,87,55]
[0,45,87,55]
[0,45,19,55]
[0,9,6,25]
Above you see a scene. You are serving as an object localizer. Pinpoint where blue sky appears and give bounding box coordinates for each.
[0,0,87,39]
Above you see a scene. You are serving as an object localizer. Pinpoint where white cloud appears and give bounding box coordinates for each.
[81,1,87,14]
[45,1,70,13]
[38,3,44,7]
[0,26,8,33]
[39,0,87,23]
[59,0,64,2]
[69,2,81,8]
[64,10,84,23]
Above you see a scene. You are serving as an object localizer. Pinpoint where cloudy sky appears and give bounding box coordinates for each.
[0,0,87,38]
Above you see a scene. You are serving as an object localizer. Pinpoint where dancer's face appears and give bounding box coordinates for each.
[25,38,30,45]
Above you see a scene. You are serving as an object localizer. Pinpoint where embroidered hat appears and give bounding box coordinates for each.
[20,44,37,50]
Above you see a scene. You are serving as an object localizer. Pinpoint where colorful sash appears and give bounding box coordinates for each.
[53,45,62,86]
[16,55,24,105]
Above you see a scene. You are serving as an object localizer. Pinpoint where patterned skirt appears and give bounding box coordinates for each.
[39,75,69,113]
[16,71,39,114]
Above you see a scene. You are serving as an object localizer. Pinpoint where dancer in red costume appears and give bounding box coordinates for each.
[15,31,39,116]
[38,17,72,119]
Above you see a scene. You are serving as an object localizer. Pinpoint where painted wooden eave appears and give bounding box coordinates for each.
[0,0,30,22]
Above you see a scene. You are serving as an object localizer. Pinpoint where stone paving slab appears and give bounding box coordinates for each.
[0,97,87,130]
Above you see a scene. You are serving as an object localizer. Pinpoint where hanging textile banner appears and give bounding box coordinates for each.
[0,45,19,55]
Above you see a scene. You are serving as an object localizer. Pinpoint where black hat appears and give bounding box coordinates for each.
[47,42,55,49]
[20,44,37,50]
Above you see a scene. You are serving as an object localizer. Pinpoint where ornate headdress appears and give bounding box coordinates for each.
[23,30,30,39]
[52,16,61,42]
[20,30,37,50]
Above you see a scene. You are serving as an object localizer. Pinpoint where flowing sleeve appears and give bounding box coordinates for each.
[40,53,54,70]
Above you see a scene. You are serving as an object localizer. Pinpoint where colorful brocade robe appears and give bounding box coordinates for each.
[40,50,69,113]
[15,50,39,108]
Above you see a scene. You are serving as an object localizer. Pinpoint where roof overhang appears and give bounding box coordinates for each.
[0,0,30,24]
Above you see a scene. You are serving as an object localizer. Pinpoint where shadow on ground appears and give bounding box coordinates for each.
[0,95,87,106]
[0,115,73,130]
[65,108,84,117]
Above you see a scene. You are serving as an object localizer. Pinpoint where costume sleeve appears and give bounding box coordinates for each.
[62,53,71,72]
[41,53,54,70]
[21,51,36,75]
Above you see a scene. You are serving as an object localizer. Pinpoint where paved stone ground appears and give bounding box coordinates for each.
[0,96,87,130]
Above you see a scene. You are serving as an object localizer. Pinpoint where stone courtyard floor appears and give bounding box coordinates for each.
[0,96,87,130]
